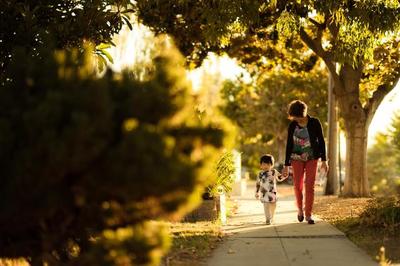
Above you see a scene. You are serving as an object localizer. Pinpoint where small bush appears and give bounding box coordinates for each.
[207,151,237,197]
[359,197,400,229]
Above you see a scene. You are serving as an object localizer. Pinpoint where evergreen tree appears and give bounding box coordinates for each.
[0,43,223,265]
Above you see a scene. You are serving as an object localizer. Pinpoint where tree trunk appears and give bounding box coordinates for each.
[335,65,370,197]
[325,72,338,195]
[277,136,286,164]
[342,121,370,196]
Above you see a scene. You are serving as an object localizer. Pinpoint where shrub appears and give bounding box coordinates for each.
[359,197,400,230]
[0,44,223,265]
[212,151,237,195]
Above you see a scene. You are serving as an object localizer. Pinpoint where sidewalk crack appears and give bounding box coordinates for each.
[274,226,292,266]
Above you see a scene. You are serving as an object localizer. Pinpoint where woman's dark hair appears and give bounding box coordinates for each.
[260,154,274,165]
[288,100,308,117]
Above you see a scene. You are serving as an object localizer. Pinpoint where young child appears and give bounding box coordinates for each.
[255,154,286,225]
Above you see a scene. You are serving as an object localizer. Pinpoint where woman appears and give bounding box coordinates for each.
[282,100,328,224]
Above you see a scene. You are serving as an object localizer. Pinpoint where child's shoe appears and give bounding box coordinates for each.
[265,219,271,225]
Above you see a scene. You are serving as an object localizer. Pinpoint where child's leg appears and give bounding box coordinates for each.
[304,159,318,218]
[291,160,305,214]
[268,202,277,222]
[263,203,271,222]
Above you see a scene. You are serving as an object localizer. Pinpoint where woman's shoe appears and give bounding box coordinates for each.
[306,217,315,224]
[297,214,304,222]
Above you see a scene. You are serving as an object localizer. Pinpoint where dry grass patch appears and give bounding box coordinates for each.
[314,195,370,222]
[161,221,224,266]
[161,197,239,265]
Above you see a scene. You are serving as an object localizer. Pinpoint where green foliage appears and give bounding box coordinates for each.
[334,21,376,67]
[220,64,328,170]
[96,43,115,72]
[208,151,237,196]
[360,38,400,105]
[134,0,400,116]
[392,112,400,152]
[0,43,223,265]
[276,11,300,40]
[314,0,400,32]
[134,0,400,66]
[0,0,135,73]
[80,222,171,266]
[368,113,400,195]
[367,134,400,195]
[360,197,400,230]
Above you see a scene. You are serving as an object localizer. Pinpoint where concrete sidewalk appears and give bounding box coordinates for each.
[207,183,377,266]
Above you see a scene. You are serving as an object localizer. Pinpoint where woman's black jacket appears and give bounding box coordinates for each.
[284,115,327,166]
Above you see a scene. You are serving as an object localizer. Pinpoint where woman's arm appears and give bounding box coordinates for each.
[316,118,327,162]
[283,124,294,177]
[316,118,329,172]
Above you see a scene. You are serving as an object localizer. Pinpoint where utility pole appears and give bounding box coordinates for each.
[325,70,338,195]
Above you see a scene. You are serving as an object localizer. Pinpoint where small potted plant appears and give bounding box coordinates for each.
[185,151,236,222]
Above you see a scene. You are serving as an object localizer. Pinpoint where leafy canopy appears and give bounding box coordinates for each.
[1,0,135,73]
[134,0,400,66]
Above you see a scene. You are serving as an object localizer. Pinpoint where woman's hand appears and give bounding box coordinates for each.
[321,161,329,173]
[282,166,290,178]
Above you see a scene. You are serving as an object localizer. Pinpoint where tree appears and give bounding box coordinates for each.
[367,133,399,195]
[325,71,339,195]
[0,43,223,265]
[134,0,400,196]
[0,0,135,73]
[368,113,400,195]
[220,63,328,172]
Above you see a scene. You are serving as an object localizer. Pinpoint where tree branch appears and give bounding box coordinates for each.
[299,27,343,94]
[299,27,323,56]
[323,60,344,95]
[365,75,400,127]
[308,17,325,50]
[309,17,325,29]
[326,17,339,40]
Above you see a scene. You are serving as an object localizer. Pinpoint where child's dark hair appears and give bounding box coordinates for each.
[288,100,308,117]
[260,154,274,165]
